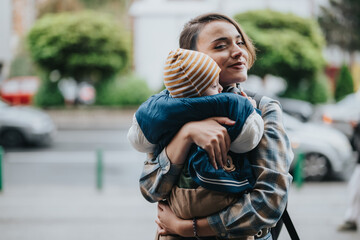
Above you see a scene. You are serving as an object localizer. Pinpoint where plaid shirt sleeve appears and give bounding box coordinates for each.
[138,96,293,238]
[139,150,183,203]
[207,96,294,239]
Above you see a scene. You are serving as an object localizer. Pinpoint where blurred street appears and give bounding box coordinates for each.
[1,0,359,239]
[0,110,359,240]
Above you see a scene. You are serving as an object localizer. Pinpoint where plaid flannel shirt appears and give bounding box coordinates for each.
[139,96,293,239]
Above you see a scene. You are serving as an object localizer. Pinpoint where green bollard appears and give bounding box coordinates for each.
[294,152,304,188]
[0,146,3,192]
[96,149,103,191]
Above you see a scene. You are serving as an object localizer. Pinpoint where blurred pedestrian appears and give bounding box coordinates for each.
[338,121,360,231]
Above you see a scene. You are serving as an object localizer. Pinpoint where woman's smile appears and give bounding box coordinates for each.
[228,61,247,70]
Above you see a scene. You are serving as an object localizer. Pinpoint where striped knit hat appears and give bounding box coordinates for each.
[164,48,221,98]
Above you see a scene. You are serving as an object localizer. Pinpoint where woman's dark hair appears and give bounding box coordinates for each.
[179,13,256,68]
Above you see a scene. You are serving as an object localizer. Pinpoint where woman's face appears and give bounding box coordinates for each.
[196,20,249,87]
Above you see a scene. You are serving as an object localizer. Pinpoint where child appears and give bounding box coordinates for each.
[128,48,264,220]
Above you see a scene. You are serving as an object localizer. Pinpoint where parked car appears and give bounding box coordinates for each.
[0,99,56,148]
[277,97,314,122]
[313,90,360,147]
[283,112,355,181]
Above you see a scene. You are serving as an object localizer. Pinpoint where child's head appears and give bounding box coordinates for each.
[164,48,222,98]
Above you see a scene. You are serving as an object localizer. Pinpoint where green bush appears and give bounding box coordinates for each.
[335,65,354,102]
[96,74,154,106]
[278,72,331,104]
[234,10,327,100]
[34,76,64,107]
[308,72,332,104]
[27,10,130,84]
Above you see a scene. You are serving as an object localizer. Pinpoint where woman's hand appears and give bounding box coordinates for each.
[165,116,234,169]
[156,202,216,237]
[156,202,189,236]
[184,117,235,169]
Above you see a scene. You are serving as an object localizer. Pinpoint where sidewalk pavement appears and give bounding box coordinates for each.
[0,186,157,240]
[1,182,360,240]
[45,108,137,130]
[281,183,360,240]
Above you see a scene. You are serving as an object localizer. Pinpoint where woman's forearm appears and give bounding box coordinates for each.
[157,202,216,237]
[140,150,183,202]
[165,123,193,165]
[140,117,233,203]
[139,123,198,202]
[196,218,217,237]
[177,218,216,237]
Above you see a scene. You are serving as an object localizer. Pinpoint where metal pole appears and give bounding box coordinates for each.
[96,149,103,191]
[294,152,304,188]
[0,146,3,192]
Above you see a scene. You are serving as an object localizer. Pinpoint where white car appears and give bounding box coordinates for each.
[313,90,360,143]
[0,99,56,148]
[283,112,355,181]
[276,97,314,122]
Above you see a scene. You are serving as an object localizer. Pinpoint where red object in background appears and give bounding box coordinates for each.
[325,65,340,92]
[0,76,40,105]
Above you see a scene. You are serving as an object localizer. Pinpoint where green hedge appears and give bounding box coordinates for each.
[307,72,332,104]
[27,10,130,83]
[34,75,64,107]
[234,10,327,103]
[335,65,354,102]
[96,74,154,106]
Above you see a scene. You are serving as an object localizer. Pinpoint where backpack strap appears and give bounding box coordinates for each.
[282,208,300,240]
[271,207,300,240]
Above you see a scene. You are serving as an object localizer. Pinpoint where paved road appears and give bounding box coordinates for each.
[1,129,360,240]
[0,149,157,240]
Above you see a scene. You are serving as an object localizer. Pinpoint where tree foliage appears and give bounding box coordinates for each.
[234,10,327,101]
[318,0,360,54]
[34,77,65,107]
[27,11,130,84]
[335,64,354,102]
[308,72,332,104]
[96,74,154,106]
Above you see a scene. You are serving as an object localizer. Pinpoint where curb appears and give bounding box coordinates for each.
[45,108,136,130]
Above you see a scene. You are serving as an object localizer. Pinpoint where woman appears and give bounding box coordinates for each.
[139,13,293,239]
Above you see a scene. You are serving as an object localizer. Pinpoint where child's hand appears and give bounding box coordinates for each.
[241,91,257,108]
